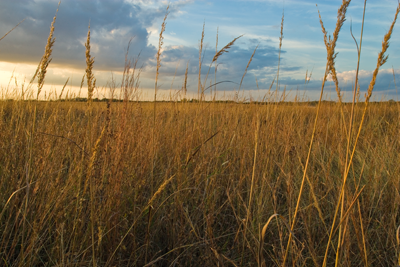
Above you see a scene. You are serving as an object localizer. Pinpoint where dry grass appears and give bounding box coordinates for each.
[0,100,399,266]
[0,2,400,267]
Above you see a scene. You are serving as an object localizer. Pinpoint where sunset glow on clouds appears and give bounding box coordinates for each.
[0,0,399,100]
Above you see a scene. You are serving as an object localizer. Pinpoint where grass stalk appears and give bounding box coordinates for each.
[323,3,400,266]
[152,5,169,195]
[0,19,25,42]
[21,4,59,262]
[335,1,367,265]
[214,27,218,100]
[282,2,350,265]
[397,224,400,265]
[198,22,205,101]
[239,45,258,99]
[88,126,106,267]
[274,11,284,103]
[183,61,189,99]
[241,112,260,265]
[59,78,69,100]
[83,21,97,267]
[393,67,398,102]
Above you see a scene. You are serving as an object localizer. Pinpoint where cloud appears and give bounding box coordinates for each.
[326,68,400,92]
[152,42,299,91]
[273,68,400,101]
[0,0,189,71]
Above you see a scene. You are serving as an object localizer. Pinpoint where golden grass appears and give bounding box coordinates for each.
[0,100,399,266]
[0,2,400,266]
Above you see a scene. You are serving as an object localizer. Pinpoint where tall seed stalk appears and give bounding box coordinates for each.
[239,45,258,100]
[36,3,59,99]
[241,112,260,265]
[198,22,205,101]
[84,22,97,267]
[153,6,169,195]
[23,3,59,262]
[335,1,367,265]
[200,35,243,99]
[323,3,400,266]
[275,11,284,103]
[183,61,189,99]
[282,1,350,265]
[214,27,218,100]
[85,24,96,105]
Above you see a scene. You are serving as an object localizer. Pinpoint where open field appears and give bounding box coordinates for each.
[0,100,400,266]
[1,0,400,266]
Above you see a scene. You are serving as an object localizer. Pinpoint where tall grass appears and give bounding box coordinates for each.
[0,2,400,267]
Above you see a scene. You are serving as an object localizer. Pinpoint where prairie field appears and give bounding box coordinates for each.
[1,1,400,266]
[1,100,400,266]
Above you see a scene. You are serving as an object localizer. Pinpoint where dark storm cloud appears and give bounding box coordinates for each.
[0,0,180,70]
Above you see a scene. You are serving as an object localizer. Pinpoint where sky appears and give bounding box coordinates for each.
[0,0,399,101]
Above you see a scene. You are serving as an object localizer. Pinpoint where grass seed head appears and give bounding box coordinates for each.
[212,35,243,63]
[85,23,95,104]
[36,2,60,99]
[366,3,400,102]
